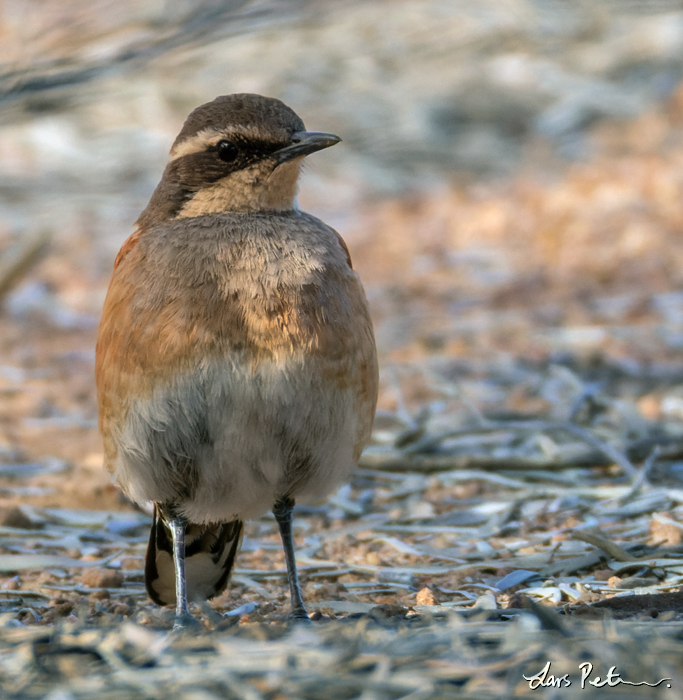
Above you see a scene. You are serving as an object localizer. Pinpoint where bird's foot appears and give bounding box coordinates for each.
[289,607,312,625]
[172,611,200,632]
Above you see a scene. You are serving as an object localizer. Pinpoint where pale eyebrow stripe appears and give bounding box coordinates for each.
[170,127,224,160]
[169,124,275,161]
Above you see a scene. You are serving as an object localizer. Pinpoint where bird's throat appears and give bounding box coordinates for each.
[176,159,302,217]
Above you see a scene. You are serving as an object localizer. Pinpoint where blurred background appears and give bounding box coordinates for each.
[2,0,683,509]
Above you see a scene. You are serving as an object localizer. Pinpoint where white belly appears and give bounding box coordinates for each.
[113,354,358,523]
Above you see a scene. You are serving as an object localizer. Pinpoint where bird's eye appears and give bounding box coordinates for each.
[216,140,238,163]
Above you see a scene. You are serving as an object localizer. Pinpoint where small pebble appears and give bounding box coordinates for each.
[81,568,124,589]
[416,587,438,606]
[110,603,131,616]
[369,604,408,620]
[593,569,613,581]
[0,506,39,529]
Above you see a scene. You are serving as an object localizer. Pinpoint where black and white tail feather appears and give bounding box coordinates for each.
[145,506,243,605]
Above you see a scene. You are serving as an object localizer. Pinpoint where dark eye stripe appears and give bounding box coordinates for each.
[209,135,285,162]
[173,135,291,189]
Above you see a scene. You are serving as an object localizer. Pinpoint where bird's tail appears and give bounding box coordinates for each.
[145,506,244,605]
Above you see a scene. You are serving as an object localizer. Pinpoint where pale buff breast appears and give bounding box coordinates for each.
[96,211,378,521]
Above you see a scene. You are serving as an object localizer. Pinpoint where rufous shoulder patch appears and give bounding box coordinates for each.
[114,228,144,270]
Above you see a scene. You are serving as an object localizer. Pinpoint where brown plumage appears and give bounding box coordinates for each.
[95,94,378,625]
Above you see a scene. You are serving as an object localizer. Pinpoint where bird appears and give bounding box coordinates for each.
[95,93,378,627]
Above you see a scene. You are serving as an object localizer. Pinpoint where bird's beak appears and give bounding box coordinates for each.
[274,131,341,165]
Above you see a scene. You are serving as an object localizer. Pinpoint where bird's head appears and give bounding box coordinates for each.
[138,93,340,226]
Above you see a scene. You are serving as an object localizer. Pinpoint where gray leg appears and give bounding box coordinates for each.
[169,516,192,629]
[273,497,310,622]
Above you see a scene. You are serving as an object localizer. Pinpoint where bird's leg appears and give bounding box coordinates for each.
[273,497,310,623]
[168,514,192,630]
